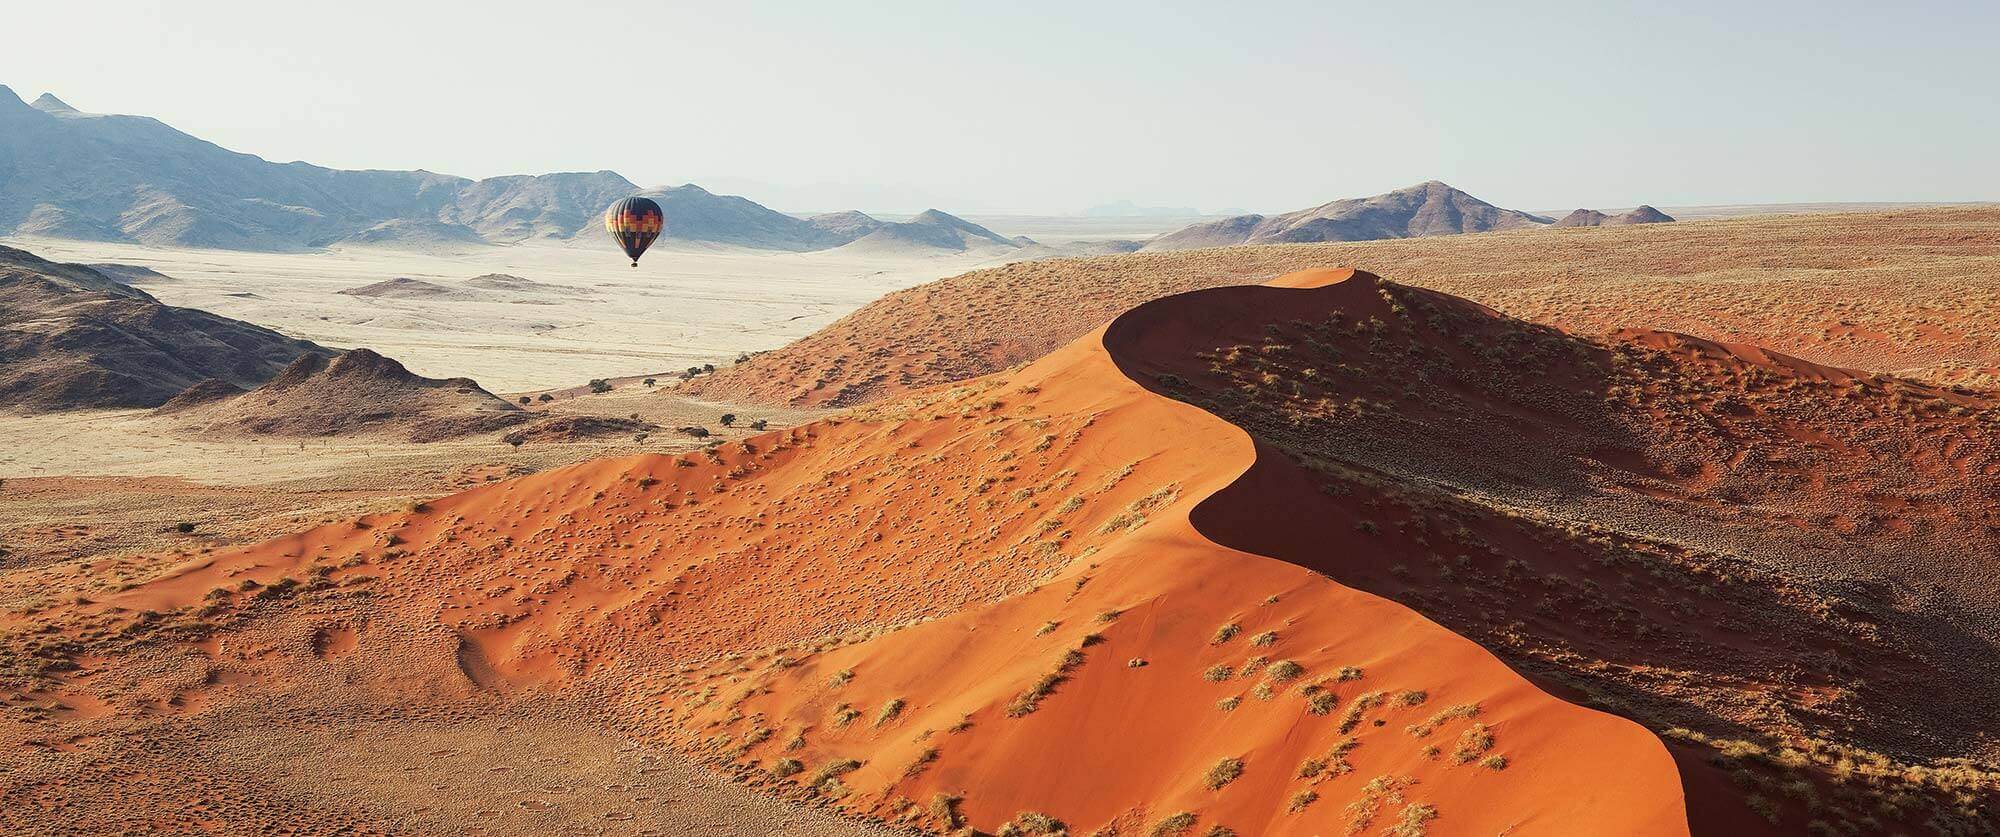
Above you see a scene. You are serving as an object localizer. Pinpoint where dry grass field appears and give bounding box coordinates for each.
[687,207,2000,406]
[8,211,2000,836]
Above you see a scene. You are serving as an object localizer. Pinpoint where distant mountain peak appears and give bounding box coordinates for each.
[30,93,78,115]
[1553,205,1676,227]
[1144,182,1548,251]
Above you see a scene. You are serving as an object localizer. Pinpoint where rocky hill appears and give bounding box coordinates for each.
[0,244,330,412]
[167,348,527,441]
[1141,181,1551,251]
[831,209,1024,255]
[1554,205,1676,227]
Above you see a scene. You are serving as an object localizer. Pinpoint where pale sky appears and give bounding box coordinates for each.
[7,0,1996,214]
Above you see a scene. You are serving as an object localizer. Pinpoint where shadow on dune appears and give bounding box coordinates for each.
[1101,269,2000,831]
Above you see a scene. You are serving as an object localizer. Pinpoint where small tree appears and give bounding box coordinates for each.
[589,379,612,394]
[175,521,197,534]
[702,363,715,373]
[719,413,737,427]
[749,419,768,431]
[537,393,554,403]
[517,395,531,405]
[643,378,657,388]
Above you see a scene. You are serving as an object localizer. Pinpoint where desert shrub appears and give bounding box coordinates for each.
[1452,723,1495,763]
[1008,811,1067,834]
[589,379,612,393]
[809,758,861,792]
[1212,623,1241,644]
[929,793,963,828]
[1205,757,1245,789]
[1151,812,1198,835]
[1306,690,1339,715]
[770,758,803,778]
[903,747,939,778]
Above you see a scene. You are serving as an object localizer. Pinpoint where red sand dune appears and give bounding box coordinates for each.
[16,268,2000,833]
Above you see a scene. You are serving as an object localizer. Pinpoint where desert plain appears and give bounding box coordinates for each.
[4,206,2000,836]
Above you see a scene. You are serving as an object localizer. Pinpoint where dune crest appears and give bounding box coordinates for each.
[659,268,1689,834]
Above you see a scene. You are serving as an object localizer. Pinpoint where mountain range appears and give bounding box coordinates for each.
[0,86,1022,255]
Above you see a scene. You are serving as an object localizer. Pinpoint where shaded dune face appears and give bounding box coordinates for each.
[654,269,1691,835]
[1106,272,2000,833]
[22,271,2000,833]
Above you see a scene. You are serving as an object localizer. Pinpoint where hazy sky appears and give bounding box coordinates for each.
[8,1,1996,214]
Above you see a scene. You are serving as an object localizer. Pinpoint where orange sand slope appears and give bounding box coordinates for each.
[664,268,1689,834]
[11,272,1699,833]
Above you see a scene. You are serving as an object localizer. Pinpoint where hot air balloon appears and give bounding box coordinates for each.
[605,197,663,267]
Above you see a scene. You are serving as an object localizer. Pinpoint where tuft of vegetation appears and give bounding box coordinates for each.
[1407,703,1481,738]
[1150,812,1198,836]
[1205,757,1245,790]
[1306,690,1339,716]
[1451,723,1495,763]
[1265,659,1305,682]
[1005,811,1068,835]
[1212,623,1241,644]
[808,758,861,792]
[929,793,963,829]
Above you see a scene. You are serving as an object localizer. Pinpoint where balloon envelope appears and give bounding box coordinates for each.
[605,197,663,265]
